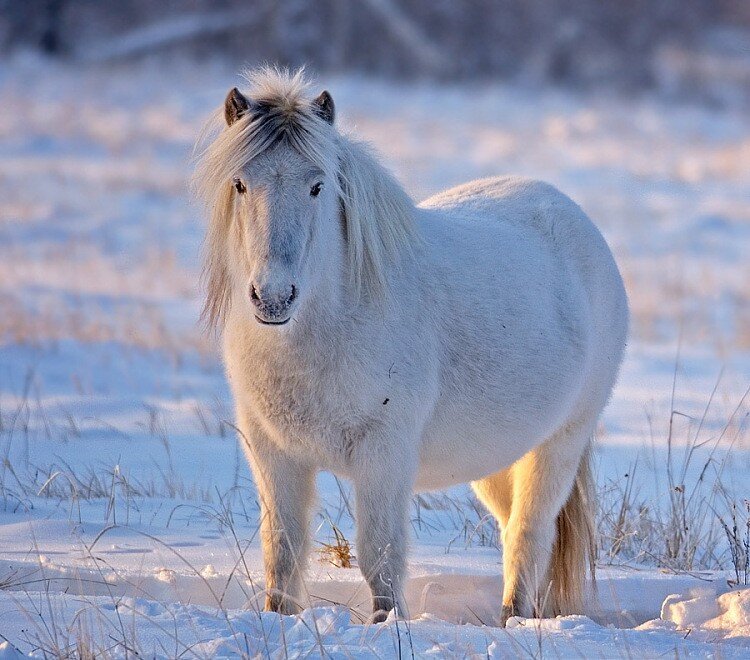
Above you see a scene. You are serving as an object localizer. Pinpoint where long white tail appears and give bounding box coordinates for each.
[550,444,596,615]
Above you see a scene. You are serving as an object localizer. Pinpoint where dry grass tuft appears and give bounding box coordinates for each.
[318,525,355,569]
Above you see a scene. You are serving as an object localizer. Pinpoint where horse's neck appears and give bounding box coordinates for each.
[290,277,366,356]
[227,304,358,389]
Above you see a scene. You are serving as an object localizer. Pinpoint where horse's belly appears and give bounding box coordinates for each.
[414,416,542,491]
[414,358,584,491]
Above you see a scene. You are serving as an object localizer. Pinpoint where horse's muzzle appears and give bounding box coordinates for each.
[249,282,296,325]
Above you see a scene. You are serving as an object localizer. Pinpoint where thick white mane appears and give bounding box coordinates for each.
[194,67,418,327]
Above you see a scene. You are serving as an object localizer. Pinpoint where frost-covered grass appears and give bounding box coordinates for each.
[0,340,748,657]
[595,368,750,574]
[0,55,749,656]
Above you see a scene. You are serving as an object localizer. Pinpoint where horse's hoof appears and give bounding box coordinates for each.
[499,604,515,628]
[369,609,390,624]
[264,591,299,616]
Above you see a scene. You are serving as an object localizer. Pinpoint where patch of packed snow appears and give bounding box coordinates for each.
[655,588,750,639]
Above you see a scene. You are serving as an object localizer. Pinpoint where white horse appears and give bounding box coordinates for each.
[194,68,628,626]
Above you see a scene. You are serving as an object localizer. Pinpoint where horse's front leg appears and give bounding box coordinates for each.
[353,432,417,623]
[240,422,316,614]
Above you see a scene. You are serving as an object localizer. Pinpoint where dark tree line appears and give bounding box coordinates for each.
[1,0,748,91]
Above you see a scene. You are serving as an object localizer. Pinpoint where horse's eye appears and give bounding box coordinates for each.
[310,182,323,197]
[233,177,246,194]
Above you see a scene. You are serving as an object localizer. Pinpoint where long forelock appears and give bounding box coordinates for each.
[194,68,340,206]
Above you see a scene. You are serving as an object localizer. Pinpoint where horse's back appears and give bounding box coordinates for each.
[432,177,630,416]
[419,175,627,338]
[413,176,627,489]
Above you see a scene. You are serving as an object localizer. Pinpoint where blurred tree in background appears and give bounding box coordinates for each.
[1,0,749,102]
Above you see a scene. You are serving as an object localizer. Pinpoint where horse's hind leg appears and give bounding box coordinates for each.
[496,421,594,625]
[472,467,513,530]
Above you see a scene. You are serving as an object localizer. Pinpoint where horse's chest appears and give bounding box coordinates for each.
[255,373,332,431]
[242,365,364,463]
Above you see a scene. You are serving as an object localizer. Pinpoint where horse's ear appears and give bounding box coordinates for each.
[312,90,335,124]
[224,87,250,126]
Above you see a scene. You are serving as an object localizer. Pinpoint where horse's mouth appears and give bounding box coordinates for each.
[254,316,291,326]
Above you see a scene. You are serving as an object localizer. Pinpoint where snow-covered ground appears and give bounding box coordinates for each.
[0,55,749,657]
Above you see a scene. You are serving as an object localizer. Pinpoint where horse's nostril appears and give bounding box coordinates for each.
[249,283,296,309]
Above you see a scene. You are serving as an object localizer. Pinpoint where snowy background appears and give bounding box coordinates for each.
[1,2,750,657]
